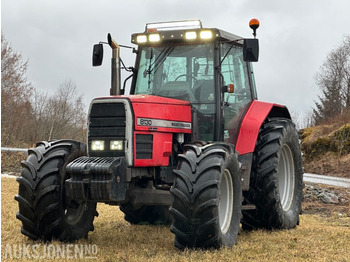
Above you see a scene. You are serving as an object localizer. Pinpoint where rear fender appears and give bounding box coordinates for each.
[235,100,291,155]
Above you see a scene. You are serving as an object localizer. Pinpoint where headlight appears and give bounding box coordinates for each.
[110,140,123,150]
[91,140,105,151]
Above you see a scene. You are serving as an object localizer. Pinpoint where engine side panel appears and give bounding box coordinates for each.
[130,95,192,167]
[134,131,173,166]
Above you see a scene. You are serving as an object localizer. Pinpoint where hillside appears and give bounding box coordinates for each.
[300,116,350,178]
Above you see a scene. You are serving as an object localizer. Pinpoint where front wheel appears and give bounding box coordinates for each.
[170,143,242,249]
[15,140,98,241]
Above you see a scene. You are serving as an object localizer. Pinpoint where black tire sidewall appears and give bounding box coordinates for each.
[219,153,242,246]
[120,204,171,225]
[17,140,97,241]
[242,118,303,230]
[170,143,242,249]
[277,121,303,226]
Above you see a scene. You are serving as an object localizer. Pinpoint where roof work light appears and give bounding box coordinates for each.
[200,30,213,39]
[131,19,246,45]
[149,33,161,42]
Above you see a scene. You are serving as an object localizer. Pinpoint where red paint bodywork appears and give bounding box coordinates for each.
[133,131,173,166]
[235,100,286,155]
[129,95,192,166]
[130,95,192,134]
[95,95,287,165]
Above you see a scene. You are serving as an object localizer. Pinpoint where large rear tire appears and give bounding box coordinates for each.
[242,118,303,230]
[120,205,171,225]
[170,143,242,249]
[15,140,98,241]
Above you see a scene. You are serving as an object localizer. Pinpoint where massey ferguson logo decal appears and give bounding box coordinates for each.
[171,122,191,128]
[137,118,191,129]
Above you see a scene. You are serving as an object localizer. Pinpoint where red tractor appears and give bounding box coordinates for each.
[16,19,303,249]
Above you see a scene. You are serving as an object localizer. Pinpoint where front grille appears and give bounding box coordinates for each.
[88,102,126,157]
[136,134,153,159]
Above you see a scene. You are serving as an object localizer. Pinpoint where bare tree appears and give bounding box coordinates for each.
[313,35,350,124]
[1,33,33,146]
[342,36,350,109]
[1,33,87,146]
[48,80,86,140]
[30,89,50,143]
[31,80,87,142]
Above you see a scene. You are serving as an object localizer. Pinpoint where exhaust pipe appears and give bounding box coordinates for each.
[107,33,121,96]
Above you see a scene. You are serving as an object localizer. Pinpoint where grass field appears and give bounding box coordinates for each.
[2,177,350,261]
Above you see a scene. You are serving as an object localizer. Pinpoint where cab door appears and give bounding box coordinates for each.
[219,43,255,144]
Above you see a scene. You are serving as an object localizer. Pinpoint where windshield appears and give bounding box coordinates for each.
[134,43,214,104]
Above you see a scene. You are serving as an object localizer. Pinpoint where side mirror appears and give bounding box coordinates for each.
[243,39,259,62]
[92,44,104,66]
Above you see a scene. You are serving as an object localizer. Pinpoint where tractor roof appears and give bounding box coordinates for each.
[131,20,242,45]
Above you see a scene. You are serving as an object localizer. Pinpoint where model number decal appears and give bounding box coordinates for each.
[139,118,153,126]
[137,118,191,129]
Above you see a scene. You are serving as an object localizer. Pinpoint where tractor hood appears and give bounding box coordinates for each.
[93,95,192,134]
[128,95,192,133]
[127,94,191,106]
[89,94,192,166]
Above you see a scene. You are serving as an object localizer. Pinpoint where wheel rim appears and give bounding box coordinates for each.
[278,144,295,211]
[65,205,85,225]
[63,177,85,225]
[219,169,234,234]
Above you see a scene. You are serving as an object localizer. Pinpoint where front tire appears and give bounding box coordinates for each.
[15,140,98,241]
[242,118,303,230]
[170,143,242,249]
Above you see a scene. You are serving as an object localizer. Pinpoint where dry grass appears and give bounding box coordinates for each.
[303,152,350,178]
[2,177,350,261]
[1,151,27,173]
[300,122,350,178]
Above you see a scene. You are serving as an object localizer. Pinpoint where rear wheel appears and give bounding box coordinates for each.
[242,118,303,230]
[170,143,242,249]
[120,205,171,225]
[15,140,97,241]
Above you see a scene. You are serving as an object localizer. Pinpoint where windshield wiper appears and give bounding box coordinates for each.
[144,45,175,90]
[144,45,174,76]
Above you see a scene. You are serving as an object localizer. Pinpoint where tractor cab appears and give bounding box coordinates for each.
[129,20,259,142]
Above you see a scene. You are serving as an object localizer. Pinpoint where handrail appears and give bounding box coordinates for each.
[1,147,27,152]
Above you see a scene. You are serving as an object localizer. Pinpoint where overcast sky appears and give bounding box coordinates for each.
[2,0,350,124]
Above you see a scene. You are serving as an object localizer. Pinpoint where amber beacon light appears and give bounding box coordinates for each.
[249,18,260,38]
